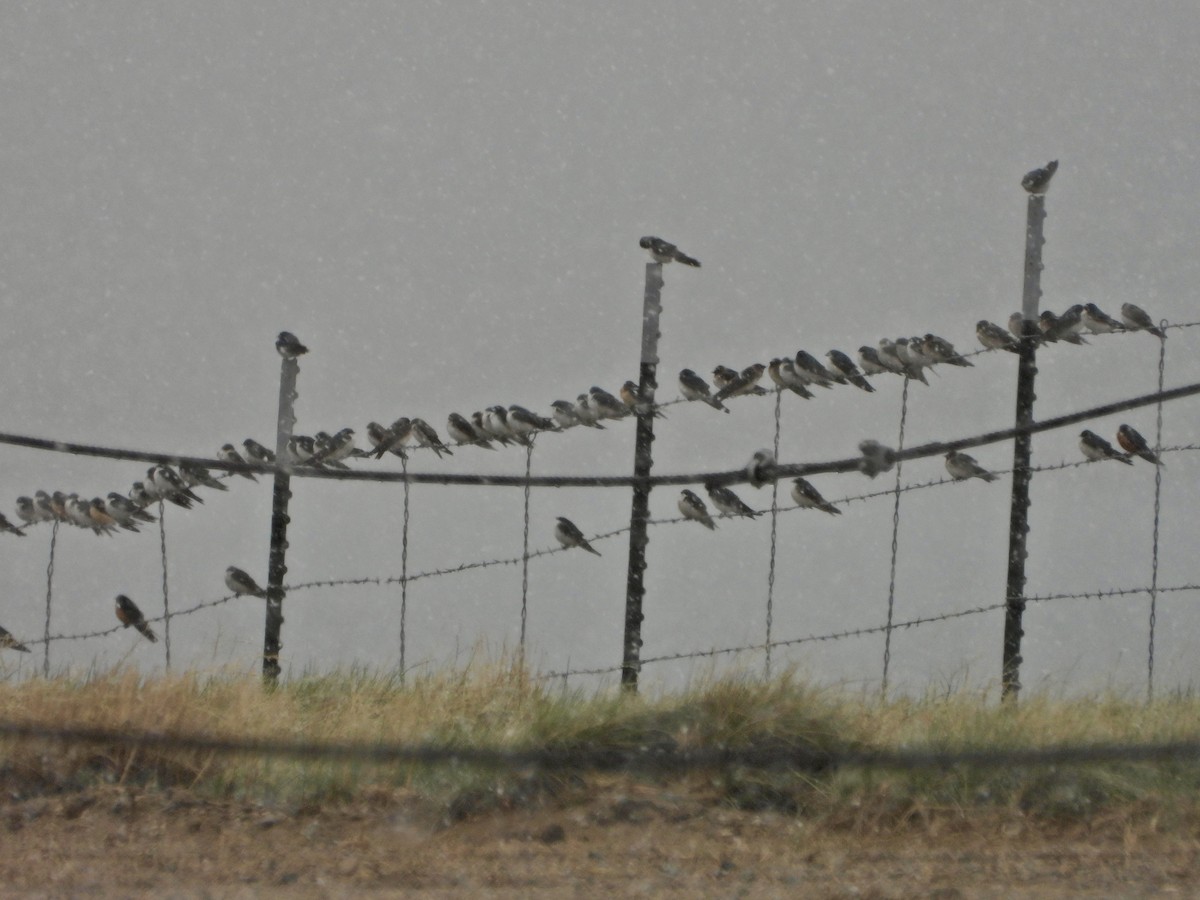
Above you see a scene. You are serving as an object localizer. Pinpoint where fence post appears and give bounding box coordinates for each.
[263,354,299,684]
[1001,168,1051,701]
[621,262,663,692]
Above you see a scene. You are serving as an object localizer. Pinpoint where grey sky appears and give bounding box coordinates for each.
[1,3,1198,695]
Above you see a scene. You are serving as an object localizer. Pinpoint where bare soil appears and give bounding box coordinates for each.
[4,779,1200,898]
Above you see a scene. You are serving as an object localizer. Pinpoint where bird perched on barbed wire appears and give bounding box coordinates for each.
[790,477,841,515]
[0,512,26,537]
[1079,429,1133,465]
[1081,303,1124,334]
[705,482,761,518]
[243,438,276,465]
[1120,303,1165,338]
[639,236,700,267]
[678,489,716,530]
[410,418,453,457]
[679,369,729,412]
[1021,160,1058,194]
[858,440,897,479]
[826,350,875,392]
[944,450,998,483]
[554,517,602,556]
[275,331,309,359]
[1116,424,1163,466]
[219,444,258,481]
[922,334,974,367]
[716,364,767,401]
[977,320,1020,354]
[447,412,496,449]
[0,625,30,653]
[115,595,157,643]
[225,566,269,598]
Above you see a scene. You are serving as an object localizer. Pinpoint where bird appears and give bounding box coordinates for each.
[67,495,106,534]
[858,346,892,376]
[571,396,605,429]
[447,412,496,449]
[150,465,205,507]
[1116,424,1162,466]
[776,359,816,398]
[103,493,146,530]
[128,483,158,511]
[711,365,739,390]
[589,387,628,420]
[705,482,761,518]
[410,418,453,457]
[285,435,319,468]
[715,363,767,401]
[1079,429,1134,465]
[944,451,998,482]
[15,497,40,527]
[316,428,357,464]
[225,566,269,598]
[179,462,229,492]
[826,350,875,391]
[86,499,120,535]
[0,625,30,653]
[33,491,57,521]
[485,406,526,445]
[921,335,974,368]
[790,478,841,515]
[219,444,258,481]
[746,449,776,489]
[619,381,665,419]
[874,340,909,376]
[551,399,595,429]
[1021,160,1058,194]
[554,517,601,556]
[275,331,309,358]
[367,421,406,460]
[890,339,930,383]
[1049,305,1087,342]
[1120,303,1165,338]
[678,489,716,529]
[793,352,838,388]
[679,369,729,412]
[1081,303,1124,334]
[1008,312,1032,339]
[0,512,26,537]
[508,405,559,438]
[858,440,897,478]
[115,595,157,642]
[639,236,700,267]
[243,439,276,465]
[977,320,1020,353]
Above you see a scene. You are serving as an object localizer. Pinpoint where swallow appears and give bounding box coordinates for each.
[411,418,453,457]
[790,477,841,515]
[711,365,739,389]
[1049,304,1087,341]
[1120,303,1165,338]
[554,517,602,556]
[1008,312,1031,339]
[679,369,729,411]
[0,625,30,653]
[589,387,629,420]
[509,405,559,438]
[471,409,511,444]
[150,465,205,507]
[1021,160,1058,194]
[639,236,700,267]
[746,449,776,488]
[922,334,974,367]
[366,420,407,460]
[826,351,875,391]
[858,346,891,376]
[900,338,939,373]
[67,496,105,533]
[874,339,909,375]
[891,339,930,383]
[944,451,998,482]
[16,497,47,526]
[49,491,69,520]
[571,396,604,430]
[620,381,666,419]
[128,483,158,511]
[225,565,269,598]
[1079,429,1134,465]
[977,320,1020,353]
[1081,303,1124,334]
[705,482,761,518]
[102,493,145,530]
[285,435,319,468]
[219,444,258,481]
[1116,424,1162,466]
[179,462,230,492]
[1039,310,1087,345]
[483,406,527,445]
[776,359,816,398]
[715,363,768,401]
[858,440,897,478]
[794,352,838,388]
[0,512,26,537]
[316,428,357,464]
[87,499,121,535]
[115,594,157,642]
[275,331,309,358]
[551,399,598,429]
[678,489,716,529]
[447,412,496,449]
[33,491,57,522]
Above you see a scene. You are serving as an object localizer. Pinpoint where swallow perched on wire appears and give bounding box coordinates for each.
[1040,310,1088,345]
[115,595,157,642]
[275,331,309,358]
[678,489,716,529]
[858,440,897,478]
[639,236,700,267]
[711,365,739,390]
[87,499,121,535]
[944,450,998,482]
[1079,429,1133,465]
[826,350,875,392]
[890,339,930,384]
[678,369,729,412]
[768,359,814,398]
[219,444,258,481]
[243,439,276,465]
[0,625,30,652]
[225,566,269,598]
[33,491,57,522]
[746,449,777,489]
[922,334,974,368]
[179,462,229,492]
[103,493,146,530]
[509,405,559,438]
[410,418,453,457]
[619,381,666,419]
[0,512,26,537]
[858,346,891,376]
[551,400,595,429]
[1008,312,1032,339]
[447,412,496,449]
[715,364,767,401]
[705,482,761,518]
[1081,303,1124,334]
[977,320,1020,354]
[1021,160,1058,194]
[794,352,839,388]
[790,477,841,515]
[571,396,604,430]
[1116,424,1162,466]
[128,483,157,511]
[285,435,319,468]
[150,465,205,507]
[1120,303,1165,338]
[316,428,357,465]
[589,387,629,421]
[554,517,602,556]
[66,495,106,534]
[15,497,40,527]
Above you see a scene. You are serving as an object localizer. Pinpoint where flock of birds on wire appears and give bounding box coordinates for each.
[0,187,1177,652]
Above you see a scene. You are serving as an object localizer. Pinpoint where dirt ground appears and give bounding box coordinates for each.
[3,779,1200,898]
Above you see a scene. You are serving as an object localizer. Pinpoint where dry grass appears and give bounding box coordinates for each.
[3,663,1200,825]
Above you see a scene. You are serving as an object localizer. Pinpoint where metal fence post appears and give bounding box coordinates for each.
[263,354,299,684]
[1002,168,1051,701]
[621,262,663,692]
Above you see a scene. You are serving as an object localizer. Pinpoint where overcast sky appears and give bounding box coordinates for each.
[1,2,1198,697]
